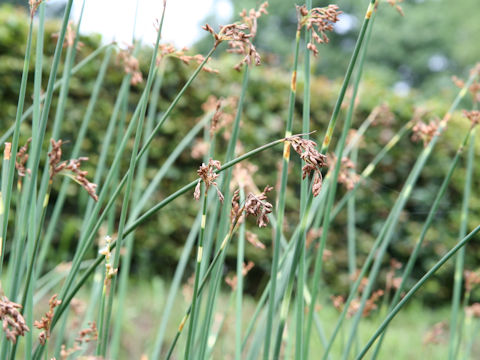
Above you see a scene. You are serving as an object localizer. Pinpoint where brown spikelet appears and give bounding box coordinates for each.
[0,296,29,344]
[194,159,224,203]
[298,4,342,56]
[34,294,61,345]
[285,135,327,196]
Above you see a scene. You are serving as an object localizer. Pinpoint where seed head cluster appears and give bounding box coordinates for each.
[117,45,143,85]
[463,110,480,127]
[15,137,32,177]
[194,159,224,203]
[231,186,273,228]
[202,2,268,70]
[34,294,61,345]
[411,118,439,146]
[287,136,327,197]
[298,4,342,57]
[48,139,99,201]
[52,21,83,50]
[328,154,360,190]
[0,296,29,344]
[156,44,218,73]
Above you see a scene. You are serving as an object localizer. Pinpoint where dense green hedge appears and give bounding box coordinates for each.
[1,5,479,304]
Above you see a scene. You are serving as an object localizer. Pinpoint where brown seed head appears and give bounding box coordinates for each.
[387,0,405,16]
[117,45,143,85]
[34,294,61,345]
[327,154,360,190]
[15,138,32,177]
[0,296,29,344]
[298,4,342,56]
[48,139,98,201]
[463,110,480,127]
[194,159,224,203]
[286,135,327,196]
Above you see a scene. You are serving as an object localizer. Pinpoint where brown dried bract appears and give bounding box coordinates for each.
[34,294,61,345]
[0,296,29,344]
[286,135,327,196]
[48,139,99,201]
[15,138,32,177]
[194,159,224,203]
[298,4,342,57]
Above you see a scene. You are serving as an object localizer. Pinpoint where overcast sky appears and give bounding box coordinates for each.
[69,0,233,48]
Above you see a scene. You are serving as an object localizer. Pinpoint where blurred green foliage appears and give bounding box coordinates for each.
[0,4,479,304]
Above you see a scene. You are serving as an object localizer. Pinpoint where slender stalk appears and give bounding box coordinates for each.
[371,126,475,359]
[99,4,167,356]
[448,123,476,360]
[264,26,301,360]
[184,188,209,358]
[322,69,477,360]
[235,189,247,360]
[355,225,480,360]
[319,0,376,154]
[297,1,312,358]
[0,10,34,278]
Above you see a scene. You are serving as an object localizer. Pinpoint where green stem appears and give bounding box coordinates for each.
[355,225,480,360]
[264,27,301,360]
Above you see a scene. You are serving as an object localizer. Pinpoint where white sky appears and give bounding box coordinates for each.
[69,0,233,48]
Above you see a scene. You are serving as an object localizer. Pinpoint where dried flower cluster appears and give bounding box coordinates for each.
[59,322,98,360]
[328,154,360,190]
[29,0,42,17]
[15,138,32,177]
[225,261,255,290]
[423,321,447,345]
[245,230,266,250]
[194,159,224,203]
[34,294,61,345]
[244,186,274,228]
[156,44,218,73]
[385,259,403,294]
[117,46,143,85]
[331,289,384,318]
[0,296,29,344]
[231,186,274,228]
[464,270,480,293]
[463,110,480,127]
[286,136,327,197]
[466,303,480,318]
[371,103,396,127]
[298,4,342,56]
[203,2,268,70]
[99,235,118,290]
[452,64,480,103]
[387,0,405,16]
[48,139,99,201]
[411,118,439,146]
[52,21,84,50]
